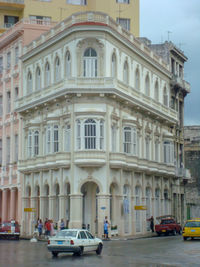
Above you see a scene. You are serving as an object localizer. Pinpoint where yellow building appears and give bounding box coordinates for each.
[0,0,139,36]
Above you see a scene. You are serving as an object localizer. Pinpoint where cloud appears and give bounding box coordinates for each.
[140,0,200,125]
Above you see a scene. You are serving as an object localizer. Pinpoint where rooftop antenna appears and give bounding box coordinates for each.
[167,31,172,42]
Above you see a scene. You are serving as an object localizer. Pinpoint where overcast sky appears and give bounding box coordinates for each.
[140,0,200,126]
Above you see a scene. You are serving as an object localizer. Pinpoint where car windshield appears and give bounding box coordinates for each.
[56,230,77,238]
[185,221,200,227]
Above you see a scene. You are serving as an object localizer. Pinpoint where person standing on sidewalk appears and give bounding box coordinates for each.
[104,220,109,239]
[150,216,154,232]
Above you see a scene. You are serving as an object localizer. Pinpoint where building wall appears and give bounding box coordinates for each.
[0,0,139,36]
[17,13,187,236]
[0,20,54,225]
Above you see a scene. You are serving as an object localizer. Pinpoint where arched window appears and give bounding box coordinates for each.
[83,48,97,77]
[84,119,96,149]
[45,62,51,87]
[27,71,33,94]
[53,125,59,152]
[28,131,32,157]
[65,51,71,78]
[145,75,150,96]
[145,136,150,160]
[135,68,140,90]
[123,61,129,84]
[34,130,39,156]
[163,87,168,106]
[111,53,117,77]
[65,124,71,152]
[155,81,159,101]
[35,67,41,90]
[55,56,61,82]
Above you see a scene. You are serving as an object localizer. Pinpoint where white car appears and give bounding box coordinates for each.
[47,229,103,257]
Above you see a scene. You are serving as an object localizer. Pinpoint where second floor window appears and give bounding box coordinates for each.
[15,47,19,65]
[7,91,11,113]
[123,126,137,155]
[34,131,39,156]
[65,51,71,77]
[27,71,33,94]
[45,125,59,154]
[116,0,129,3]
[83,48,97,78]
[76,118,104,150]
[123,61,129,84]
[163,141,174,164]
[67,0,87,5]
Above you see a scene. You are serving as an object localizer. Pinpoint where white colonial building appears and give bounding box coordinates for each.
[16,12,190,237]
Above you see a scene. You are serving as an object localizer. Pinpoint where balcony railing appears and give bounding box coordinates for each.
[171,74,190,93]
[175,167,191,179]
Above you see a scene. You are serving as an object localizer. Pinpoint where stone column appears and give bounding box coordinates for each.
[59,195,66,222]
[10,188,16,220]
[69,194,83,229]
[21,196,29,236]
[96,194,110,238]
[49,195,56,221]
[30,197,37,235]
[2,189,8,221]
[39,195,46,222]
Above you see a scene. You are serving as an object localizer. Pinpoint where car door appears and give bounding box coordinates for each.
[79,231,89,252]
[85,231,96,251]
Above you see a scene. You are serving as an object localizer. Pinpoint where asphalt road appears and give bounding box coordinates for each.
[0,235,200,267]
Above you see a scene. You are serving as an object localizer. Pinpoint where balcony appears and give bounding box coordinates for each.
[175,167,191,180]
[0,0,24,10]
[74,150,106,167]
[18,152,71,172]
[171,75,190,93]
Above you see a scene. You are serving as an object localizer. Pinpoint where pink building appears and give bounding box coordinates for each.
[0,19,55,225]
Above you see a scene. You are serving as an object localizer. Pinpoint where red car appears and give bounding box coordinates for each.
[155,216,182,236]
[0,220,20,240]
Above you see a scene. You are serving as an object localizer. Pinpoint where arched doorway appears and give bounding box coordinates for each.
[43,184,49,220]
[123,184,131,234]
[164,189,169,215]
[109,183,119,228]
[155,188,160,222]
[135,186,141,233]
[65,183,70,228]
[146,187,151,231]
[54,183,59,223]
[81,181,99,235]
[35,185,40,220]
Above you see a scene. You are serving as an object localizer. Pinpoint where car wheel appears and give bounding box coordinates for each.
[183,237,188,241]
[78,247,83,256]
[156,232,161,236]
[52,251,58,257]
[178,229,182,235]
[96,243,103,255]
[191,237,194,240]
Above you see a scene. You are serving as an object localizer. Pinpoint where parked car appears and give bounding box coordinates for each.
[47,229,103,257]
[0,220,20,240]
[155,215,182,236]
[182,218,200,240]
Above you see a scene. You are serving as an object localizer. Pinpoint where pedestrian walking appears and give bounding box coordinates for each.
[60,219,65,230]
[46,220,51,236]
[50,220,54,236]
[104,220,109,239]
[148,216,154,233]
[38,219,43,237]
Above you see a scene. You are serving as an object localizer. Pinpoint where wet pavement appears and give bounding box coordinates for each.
[0,235,200,267]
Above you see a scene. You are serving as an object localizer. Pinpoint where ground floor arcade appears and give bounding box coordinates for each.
[20,166,185,237]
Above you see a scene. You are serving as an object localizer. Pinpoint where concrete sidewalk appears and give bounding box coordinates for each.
[21,232,157,242]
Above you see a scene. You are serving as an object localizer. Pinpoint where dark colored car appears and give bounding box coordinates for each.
[0,220,20,240]
[155,216,182,236]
